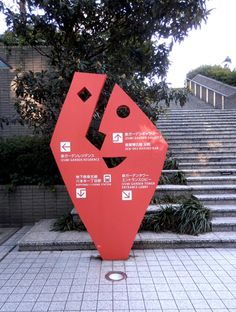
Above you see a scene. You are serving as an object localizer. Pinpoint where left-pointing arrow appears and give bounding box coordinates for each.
[60,142,71,152]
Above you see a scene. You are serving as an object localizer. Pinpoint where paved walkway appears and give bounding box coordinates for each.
[0,230,236,311]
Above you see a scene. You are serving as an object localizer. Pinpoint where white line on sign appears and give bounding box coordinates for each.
[112,133,123,143]
[76,188,86,199]
[122,190,132,201]
[60,142,71,152]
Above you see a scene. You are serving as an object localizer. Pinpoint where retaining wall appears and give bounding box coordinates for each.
[0,185,72,225]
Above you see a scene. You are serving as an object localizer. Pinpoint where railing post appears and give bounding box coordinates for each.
[206,88,209,103]
[222,95,225,110]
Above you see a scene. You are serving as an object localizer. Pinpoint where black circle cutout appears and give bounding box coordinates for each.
[116,105,130,118]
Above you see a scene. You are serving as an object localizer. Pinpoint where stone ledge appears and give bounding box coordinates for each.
[0,228,19,245]
[18,219,236,252]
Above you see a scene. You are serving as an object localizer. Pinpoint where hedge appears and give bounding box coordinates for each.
[0,136,63,185]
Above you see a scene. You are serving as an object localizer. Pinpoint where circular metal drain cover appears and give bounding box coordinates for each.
[105,271,127,281]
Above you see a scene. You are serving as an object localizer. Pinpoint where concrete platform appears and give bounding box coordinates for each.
[18,219,236,251]
[0,227,19,245]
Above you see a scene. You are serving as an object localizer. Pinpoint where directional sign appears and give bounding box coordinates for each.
[60,142,71,152]
[50,72,168,260]
[76,188,86,199]
[103,174,112,183]
[122,190,132,201]
[112,133,123,143]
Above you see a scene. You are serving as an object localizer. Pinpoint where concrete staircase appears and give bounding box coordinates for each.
[157,109,236,233]
[18,106,236,252]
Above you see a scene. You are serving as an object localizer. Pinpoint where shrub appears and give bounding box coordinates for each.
[159,171,187,185]
[140,205,176,232]
[0,136,62,186]
[175,197,212,235]
[53,213,86,232]
[163,153,179,170]
[141,196,212,235]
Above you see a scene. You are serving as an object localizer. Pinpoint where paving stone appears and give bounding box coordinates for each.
[97,300,113,310]
[64,301,81,311]
[32,301,51,311]
[80,300,97,310]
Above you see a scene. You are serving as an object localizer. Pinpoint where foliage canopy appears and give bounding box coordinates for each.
[0,0,209,134]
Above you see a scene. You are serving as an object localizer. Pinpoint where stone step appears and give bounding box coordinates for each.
[195,194,236,205]
[186,176,236,185]
[212,217,236,232]
[179,162,236,169]
[162,130,236,136]
[160,126,236,132]
[167,138,236,145]
[176,156,236,163]
[172,149,236,154]
[159,116,236,122]
[163,168,236,177]
[161,110,236,114]
[147,204,236,218]
[164,134,236,140]
[173,152,236,158]
[167,108,236,111]
[168,142,236,149]
[156,184,236,197]
[162,116,236,119]
[158,121,236,126]
[163,109,236,113]
[208,205,236,217]
[160,110,236,115]
[161,128,236,134]
[17,220,236,251]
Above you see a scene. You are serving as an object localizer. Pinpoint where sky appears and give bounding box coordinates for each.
[0,0,235,87]
[167,0,236,87]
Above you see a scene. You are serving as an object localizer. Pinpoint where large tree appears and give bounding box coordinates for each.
[0,0,209,135]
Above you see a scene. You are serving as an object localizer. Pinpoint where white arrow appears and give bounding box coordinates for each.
[60,142,71,152]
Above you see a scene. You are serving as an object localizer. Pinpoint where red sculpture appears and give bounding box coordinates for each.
[50,72,168,260]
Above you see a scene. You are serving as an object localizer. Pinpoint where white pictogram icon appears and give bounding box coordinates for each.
[76,188,86,199]
[103,174,112,183]
[122,190,132,201]
[60,142,71,152]
[112,133,123,143]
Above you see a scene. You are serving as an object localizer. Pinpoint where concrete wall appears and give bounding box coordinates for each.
[0,185,72,225]
[0,45,49,136]
[226,95,236,109]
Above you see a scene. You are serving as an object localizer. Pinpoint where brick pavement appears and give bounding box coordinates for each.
[1,230,236,311]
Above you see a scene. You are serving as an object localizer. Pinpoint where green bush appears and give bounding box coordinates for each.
[140,205,176,232]
[175,197,212,235]
[53,213,86,232]
[0,136,63,186]
[141,196,212,235]
[159,171,187,185]
[163,153,179,170]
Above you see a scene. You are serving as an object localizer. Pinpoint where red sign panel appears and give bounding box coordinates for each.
[50,72,168,260]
